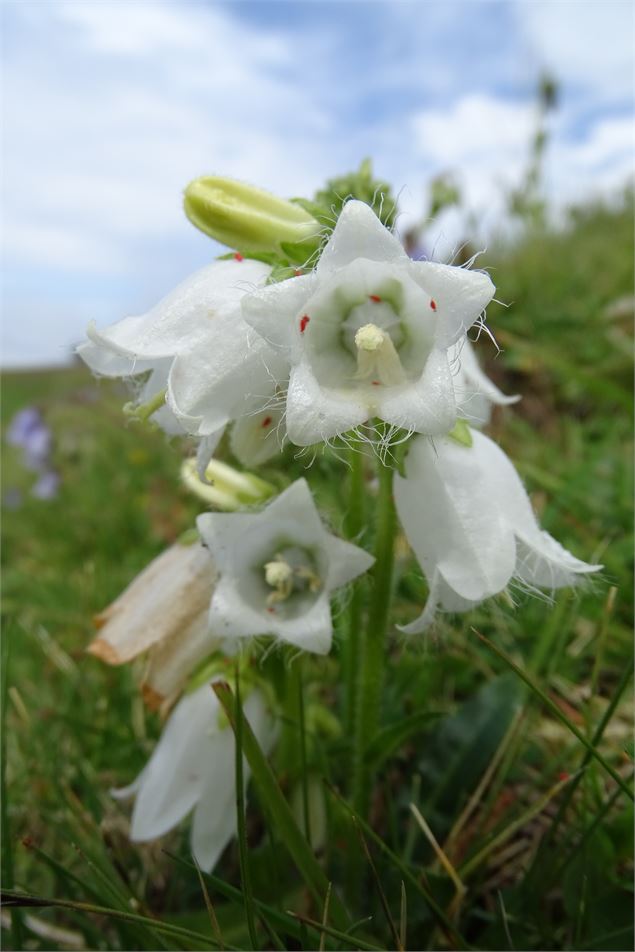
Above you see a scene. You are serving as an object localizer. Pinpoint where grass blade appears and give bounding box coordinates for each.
[212,681,349,929]
[355,820,403,951]
[473,630,634,801]
[193,855,224,950]
[233,666,259,949]
[2,889,229,949]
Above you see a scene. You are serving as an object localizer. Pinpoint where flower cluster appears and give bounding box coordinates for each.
[82,174,600,871]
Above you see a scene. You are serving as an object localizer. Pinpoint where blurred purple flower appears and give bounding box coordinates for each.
[32,471,60,500]
[6,405,60,500]
[6,406,52,471]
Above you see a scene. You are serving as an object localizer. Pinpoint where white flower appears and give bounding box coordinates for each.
[113,681,276,872]
[242,200,495,446]
[78,258,286,441]
[450,339,519,426]
[394,430,601,632]
[197,478,375,654]
[88,543,218,709]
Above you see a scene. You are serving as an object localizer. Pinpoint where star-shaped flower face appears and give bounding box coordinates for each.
[242,201,496,446]
[197,478,374,654]
[393,430,602,633]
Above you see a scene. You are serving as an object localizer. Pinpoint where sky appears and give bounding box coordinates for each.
[2,0,633,367]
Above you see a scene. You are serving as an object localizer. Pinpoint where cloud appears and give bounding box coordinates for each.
[516,0,634,102]
[2,0,633,367]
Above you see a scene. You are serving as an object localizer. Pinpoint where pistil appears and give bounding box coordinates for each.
[354,323,406,386]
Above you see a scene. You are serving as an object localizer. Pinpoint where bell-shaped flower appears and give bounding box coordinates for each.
[113,680,276,872]
[78,258,286,439]
[394,430,601,632]
[88,542,218,709]
[197,478,375,654]
[450,339,519,426]
[242,200,495,446]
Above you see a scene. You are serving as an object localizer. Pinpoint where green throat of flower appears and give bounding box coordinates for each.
[263,549,322,609]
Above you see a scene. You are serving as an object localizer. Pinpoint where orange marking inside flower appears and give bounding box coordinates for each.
[430,298,437,310]
[372,380,380,386]
[233,252,244,262]
[261,415,272,428]
[369,294,382,303]
[267,606,276,613]
[300,314,310,333]
[294,269,302,276]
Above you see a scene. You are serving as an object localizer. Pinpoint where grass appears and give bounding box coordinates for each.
[1,192,633,951]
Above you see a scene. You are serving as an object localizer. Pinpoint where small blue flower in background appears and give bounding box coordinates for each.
[5,406,59,501]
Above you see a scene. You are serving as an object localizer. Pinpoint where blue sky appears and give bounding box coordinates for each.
[2,0,633,367]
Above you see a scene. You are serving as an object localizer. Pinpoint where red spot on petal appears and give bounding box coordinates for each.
[233,252,244,262]
[558,771,570,782]
[294,269,302,276]
[261,415,272,428]
[369,294,382,303]
[300,314,310,333]
[267,606,276,613]
[430,298,437,310]
[372,380,381,386]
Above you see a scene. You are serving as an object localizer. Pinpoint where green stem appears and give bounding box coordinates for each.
[342,447,366,736]
[352,456,396,820]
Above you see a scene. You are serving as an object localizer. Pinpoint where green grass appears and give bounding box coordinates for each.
[2,193,633,951]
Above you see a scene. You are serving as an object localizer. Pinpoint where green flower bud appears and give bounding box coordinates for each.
[183,176,320,253]
[181,457,276,511]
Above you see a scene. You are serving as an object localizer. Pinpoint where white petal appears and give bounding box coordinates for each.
[317,201,407,274]
[450,340,518,426]
[128,684,222,841]
[409,262,495,348]
[394,434,516,603]
[196,429,225,481]
[230,401,286,467]
[262,478,325,539]
[77,339,150,377]
[90,259,271,361]
[208,574,274,640]
[242,274,317,351]
[377,349,457,435]
[398,571,479,634]
[265,594,334,654]
[197,511,261,573]
[466,430,600,588]
[285,362,369,446]
[323,535,375,589]
[167,318,287,436]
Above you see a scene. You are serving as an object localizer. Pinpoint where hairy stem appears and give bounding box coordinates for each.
[352,455,396,819]
[342,447,367,736]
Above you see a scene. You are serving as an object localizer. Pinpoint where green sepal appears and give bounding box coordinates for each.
[447,418,474,447]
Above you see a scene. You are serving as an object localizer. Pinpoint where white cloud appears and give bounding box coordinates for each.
[516,0,634,101]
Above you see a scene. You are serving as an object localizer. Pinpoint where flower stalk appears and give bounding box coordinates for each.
[352,452,397,820]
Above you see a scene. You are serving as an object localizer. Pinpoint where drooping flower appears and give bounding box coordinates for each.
[197,478,375,654]
[113,680,276,872]
[88,542,217,709]
[242,200,495,446]
[450,339,519,426]
[394,429,601,632]
[78,258,286,444]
